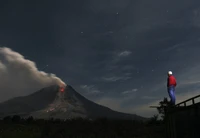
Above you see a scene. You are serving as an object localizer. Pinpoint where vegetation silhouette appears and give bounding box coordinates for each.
[0,114,165,138]
[156,97,172,120]
[1,96,199,137]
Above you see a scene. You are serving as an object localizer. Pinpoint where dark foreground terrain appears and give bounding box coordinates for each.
[0,116,164,138]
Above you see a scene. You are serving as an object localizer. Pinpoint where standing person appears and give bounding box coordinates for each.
[167,71,177,105]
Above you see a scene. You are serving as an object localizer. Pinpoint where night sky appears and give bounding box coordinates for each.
[1,0,200,117]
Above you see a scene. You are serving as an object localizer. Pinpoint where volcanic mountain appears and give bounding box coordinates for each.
[0,85,146,120]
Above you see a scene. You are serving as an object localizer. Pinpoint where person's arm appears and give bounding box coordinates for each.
[174,78,177,87]
[167,77,169,87]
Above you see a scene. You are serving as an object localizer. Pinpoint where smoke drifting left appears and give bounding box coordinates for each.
[0,47,66,102]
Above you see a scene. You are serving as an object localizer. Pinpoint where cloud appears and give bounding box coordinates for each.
[141,96,158,100]
[95,95,136,113]
[163,43,184,52]
[192,8,200,28]
[89,0,131,14]
[0,47,65,102]
[102,72,133,82]
[105,65,135,72]
[95,97,123,111]
[180,80,200,85]
[100,50,133,74]
[95,96,152,117]
[121,89,138,95]
[122,65,135,70]
[102,76,132,82]
[118,50,132,57]
[80,85,102,94]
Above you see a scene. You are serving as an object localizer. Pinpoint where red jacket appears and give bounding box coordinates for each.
[167,75,177,87]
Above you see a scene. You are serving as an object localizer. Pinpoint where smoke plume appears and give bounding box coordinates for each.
[0,47,66,102]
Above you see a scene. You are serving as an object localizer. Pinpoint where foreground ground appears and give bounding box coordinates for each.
[0,116,165,138]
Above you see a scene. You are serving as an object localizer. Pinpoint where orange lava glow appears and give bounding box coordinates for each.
[59,87,65,92]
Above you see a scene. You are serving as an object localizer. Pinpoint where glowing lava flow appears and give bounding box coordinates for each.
[59,83,66,92]
[59,87,65,92]
[46,85,66,113]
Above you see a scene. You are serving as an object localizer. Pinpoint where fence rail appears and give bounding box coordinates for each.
[175,94,200,107]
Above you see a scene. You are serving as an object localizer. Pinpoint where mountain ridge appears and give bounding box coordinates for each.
[0,85,147,120]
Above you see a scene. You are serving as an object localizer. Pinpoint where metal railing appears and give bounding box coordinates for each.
[149,95,200,138]
[175,94,200,107]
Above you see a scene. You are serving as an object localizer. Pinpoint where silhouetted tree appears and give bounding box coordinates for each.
[54,118,61,124]
[3,116,12,123]
[49,117,54,122]
[12,115,21,123]
[41,125,51,138]
[150,115,159,122]
[26,116,34,123]
[157,97,171,120]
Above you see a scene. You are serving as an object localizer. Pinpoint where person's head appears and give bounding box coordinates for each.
[168,71,173,76]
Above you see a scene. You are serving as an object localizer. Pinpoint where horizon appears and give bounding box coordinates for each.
[1,0,200,117]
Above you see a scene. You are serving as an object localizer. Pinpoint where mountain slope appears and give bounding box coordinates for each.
[0,85,146,120]
[0,85,60,118]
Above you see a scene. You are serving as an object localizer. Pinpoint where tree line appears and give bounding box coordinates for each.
[0,98,170,138]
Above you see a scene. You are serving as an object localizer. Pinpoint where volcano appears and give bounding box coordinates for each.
[0,85,146,120]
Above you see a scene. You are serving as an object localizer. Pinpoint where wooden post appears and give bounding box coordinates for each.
[171,113,177,138]
[192,99,195,105]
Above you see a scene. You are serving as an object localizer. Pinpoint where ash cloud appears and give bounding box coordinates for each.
[0,47,65,102]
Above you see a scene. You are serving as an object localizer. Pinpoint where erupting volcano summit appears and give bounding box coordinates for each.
[0,85,146,120]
